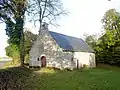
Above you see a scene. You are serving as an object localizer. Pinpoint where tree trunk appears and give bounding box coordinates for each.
[16,17,25,66]
[39,20,42,35]
[20,30,25,66]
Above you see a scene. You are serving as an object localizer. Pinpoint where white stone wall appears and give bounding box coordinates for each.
[39,34,75,69]
[29,37,44,66]
[73,52,96,68]
[29,24,75,69]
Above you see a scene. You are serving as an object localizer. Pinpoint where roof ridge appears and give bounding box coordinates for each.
[49,31,82,40]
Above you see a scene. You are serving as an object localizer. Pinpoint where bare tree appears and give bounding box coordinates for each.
[27,0,67,34]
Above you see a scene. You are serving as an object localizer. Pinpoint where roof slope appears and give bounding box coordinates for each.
[49,31,94,52]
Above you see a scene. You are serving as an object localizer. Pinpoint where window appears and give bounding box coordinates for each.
[71,57,74,62]
[37,58,40,61]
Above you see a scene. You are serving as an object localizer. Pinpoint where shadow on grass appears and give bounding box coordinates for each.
[0,66,59,90]
[97,63,120,71]
[0,66,33,90]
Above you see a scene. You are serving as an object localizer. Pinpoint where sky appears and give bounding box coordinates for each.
[0,0,120,57]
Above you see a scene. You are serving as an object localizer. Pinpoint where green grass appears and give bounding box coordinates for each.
[0,65,120,90]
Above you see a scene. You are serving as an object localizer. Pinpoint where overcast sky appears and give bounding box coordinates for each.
[0,0,120,57]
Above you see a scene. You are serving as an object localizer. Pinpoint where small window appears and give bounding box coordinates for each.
[71,57,74,62]
[37,58,39,61]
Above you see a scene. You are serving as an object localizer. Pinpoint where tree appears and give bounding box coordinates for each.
[101,9,120,38]
[84,33,97,49]
[5,44,20,63]
[96,9,120,65]
[0,0,27,66]
[5,30,37,64]
[27,0,66,33]
[83,9,120,65]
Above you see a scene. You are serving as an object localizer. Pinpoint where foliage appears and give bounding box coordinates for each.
[84,33,97,49]
[5,30,37,64]
[0,0,27,66]
[0,0,27,45]
[85,9,120,66]
[97,9,120,65]
[5,44,20,63]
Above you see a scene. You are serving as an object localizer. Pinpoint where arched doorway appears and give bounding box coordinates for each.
[41,56,46,67]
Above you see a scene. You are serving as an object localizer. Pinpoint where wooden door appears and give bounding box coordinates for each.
[41,56,46,67]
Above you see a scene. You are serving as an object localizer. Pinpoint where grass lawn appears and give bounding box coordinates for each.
[0,64,120,90]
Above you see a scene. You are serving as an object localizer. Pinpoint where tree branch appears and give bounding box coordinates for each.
[41,0,47,21]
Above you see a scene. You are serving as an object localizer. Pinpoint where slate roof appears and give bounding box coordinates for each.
[49,31,94,52]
